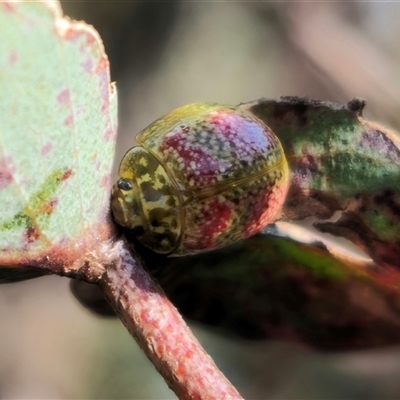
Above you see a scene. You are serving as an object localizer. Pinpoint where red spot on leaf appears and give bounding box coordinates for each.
[41,198,58,215]
[96,57,108,74]
[57,89,70,105]
[63,28,79,42]
[85,34,95,46]
[8,51,18,65]
[1,3,15,12]
[62,169,73,181]
[0,156,15,189]
[103,128,114,142]
[25,226,40,243]
[100,174,110,188]
[41,142,53,156]
[63,114,74,126]
[81,59,93,74]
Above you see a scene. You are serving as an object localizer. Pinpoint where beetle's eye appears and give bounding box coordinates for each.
[117,178,133,191]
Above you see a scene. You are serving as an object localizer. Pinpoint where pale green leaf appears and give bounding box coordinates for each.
[0,0,117,272]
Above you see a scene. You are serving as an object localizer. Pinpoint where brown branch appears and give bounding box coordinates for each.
[99,239,243,400]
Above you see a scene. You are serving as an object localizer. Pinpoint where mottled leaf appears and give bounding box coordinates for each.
[0,1,117,279]
[241,97,400,275]
[152,234,400,351]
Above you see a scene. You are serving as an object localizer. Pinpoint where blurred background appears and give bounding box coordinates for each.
[2,1,400,398]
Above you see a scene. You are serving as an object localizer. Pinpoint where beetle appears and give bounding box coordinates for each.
[111,103,289,256]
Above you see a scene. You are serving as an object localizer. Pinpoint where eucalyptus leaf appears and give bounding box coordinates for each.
[0,1,117,279]
[154,234,400,350]
[242,97,400,271]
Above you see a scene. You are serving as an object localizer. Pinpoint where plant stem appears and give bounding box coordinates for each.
[99,239,243,400]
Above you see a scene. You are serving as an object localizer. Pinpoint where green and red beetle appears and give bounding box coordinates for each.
[111,103,289,256]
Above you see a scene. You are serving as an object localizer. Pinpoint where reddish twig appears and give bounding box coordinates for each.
[99,240,243,400]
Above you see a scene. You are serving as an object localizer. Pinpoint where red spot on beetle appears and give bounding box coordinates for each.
[244,182,287,236]
[196,198,232,249]
[160,135,222,187]
[209,110,273,155]
[57,89,70,105]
